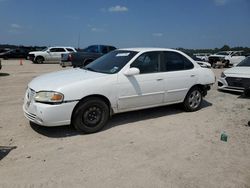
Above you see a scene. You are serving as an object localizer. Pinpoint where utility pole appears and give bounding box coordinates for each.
[77,32,81,50]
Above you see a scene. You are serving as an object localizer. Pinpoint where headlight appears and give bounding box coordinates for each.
[34,91,64,103]
[221,72,226,78]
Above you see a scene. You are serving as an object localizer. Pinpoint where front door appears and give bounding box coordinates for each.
[117,51,165,111]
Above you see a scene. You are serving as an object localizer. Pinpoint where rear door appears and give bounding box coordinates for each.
[49,48,66,62]
[162,51,198,103]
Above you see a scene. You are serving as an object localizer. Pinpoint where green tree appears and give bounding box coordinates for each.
[220,45,230,51]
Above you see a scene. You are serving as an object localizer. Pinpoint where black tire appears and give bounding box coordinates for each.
[244,88,250,97]
[183,87,203,112]
[35,56,44,64]
[224,60,229,68]
[72,98,109,133]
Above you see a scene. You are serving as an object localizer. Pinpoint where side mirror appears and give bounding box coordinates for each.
[124,67,140,76]
[46,50,50,53]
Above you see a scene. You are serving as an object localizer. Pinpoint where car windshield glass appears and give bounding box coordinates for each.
[216,52,230,55]
[83,50,138,74]
[237,57,250,67]
[42,47,48,51]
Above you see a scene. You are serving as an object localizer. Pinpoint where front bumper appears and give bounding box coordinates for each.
[27,54,35,62]
[23,89,78,127]
[217,76,250,93]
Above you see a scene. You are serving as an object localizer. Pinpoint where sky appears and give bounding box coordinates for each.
[0,0,249,49]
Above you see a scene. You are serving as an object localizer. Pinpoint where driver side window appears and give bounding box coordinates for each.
[130,52,160,74]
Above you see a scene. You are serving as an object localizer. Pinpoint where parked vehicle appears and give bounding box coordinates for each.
[208,51,246,68]
[0,48,29,59]
[23,48,215,133]
[194,53,211,62]
[218,56,250,92]
[61,45,116,67]
[28,46,76,64]
[224,51,246,67]
[191,55,211,68]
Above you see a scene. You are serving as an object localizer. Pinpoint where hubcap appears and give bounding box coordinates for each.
[82,106,102,127]
[37,58,43,63]
[188,90,201,109]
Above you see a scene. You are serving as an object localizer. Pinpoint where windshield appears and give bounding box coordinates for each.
[84,50,138,74]
[237,57,250,67]
[42,47,48,51]
[216,52,230,55]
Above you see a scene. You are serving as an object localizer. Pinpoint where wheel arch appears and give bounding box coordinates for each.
[70,94,113,124]
[187,84,210,97]
[35,55,45,62]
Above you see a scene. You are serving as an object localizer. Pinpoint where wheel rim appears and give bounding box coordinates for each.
[37,58,43,63]
[82,106,102,127]
[188,90,201,109]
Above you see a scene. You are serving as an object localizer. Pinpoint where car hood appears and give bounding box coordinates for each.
[29,68,109,91]
[0,51,11,55]
[224,66,250,77]
[29,51,44,55]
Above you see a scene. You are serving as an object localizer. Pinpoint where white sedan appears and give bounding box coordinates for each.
[23,48,215,133]
[218,56,250,92]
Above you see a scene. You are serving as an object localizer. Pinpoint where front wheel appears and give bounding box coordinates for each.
[72,98,109,133]
[223,60,230,68]
[35,56,44,64]
[183,87,203,112]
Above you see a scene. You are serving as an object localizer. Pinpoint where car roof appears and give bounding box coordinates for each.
[48,46,75,49]
[118,47,181,53]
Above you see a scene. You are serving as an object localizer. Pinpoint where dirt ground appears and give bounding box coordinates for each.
[0,59,250,188]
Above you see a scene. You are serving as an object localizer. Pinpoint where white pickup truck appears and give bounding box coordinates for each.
[224,51,246,67]
[28,46,76,64]
[208,51,246,68]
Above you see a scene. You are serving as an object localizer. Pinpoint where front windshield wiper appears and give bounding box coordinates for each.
[82,67,97,72]
[82,67,110,74]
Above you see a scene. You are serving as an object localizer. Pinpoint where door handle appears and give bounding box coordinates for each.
[190,75,196,77]
[156,78,163,81]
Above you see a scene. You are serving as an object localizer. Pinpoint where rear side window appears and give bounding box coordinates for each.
[66,48,74,52]
[100,46,108,54]
[50,48,66,52]
[108,46,116,52]
[84,45,99,53]
[163,51,194,71]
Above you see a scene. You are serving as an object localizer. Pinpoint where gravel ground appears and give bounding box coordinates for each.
[0,59,250,188]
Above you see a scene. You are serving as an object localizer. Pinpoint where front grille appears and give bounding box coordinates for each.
[226,77,250,88]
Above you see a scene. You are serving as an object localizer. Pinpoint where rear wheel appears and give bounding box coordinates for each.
[72,98,109,133]
[183,87,203,112]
